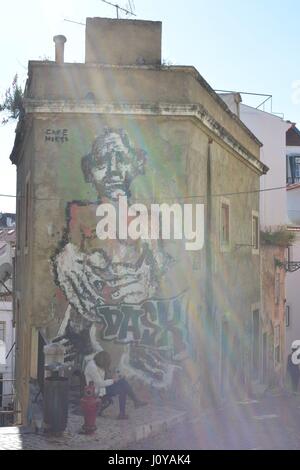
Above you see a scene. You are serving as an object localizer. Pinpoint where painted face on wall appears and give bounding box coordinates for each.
[82,128,147,200]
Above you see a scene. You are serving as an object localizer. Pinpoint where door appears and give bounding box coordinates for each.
[220,320,229,397]
[262,333,267,384]
[252,310,260,381]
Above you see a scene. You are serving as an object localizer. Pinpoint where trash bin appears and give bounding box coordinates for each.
[43,372,69,434]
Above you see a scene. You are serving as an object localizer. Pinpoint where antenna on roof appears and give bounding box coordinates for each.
[64,18,85,26]
[100,0,137,19]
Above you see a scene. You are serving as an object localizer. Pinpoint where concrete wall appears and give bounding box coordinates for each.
[15,115,261,415]
[85,18,162,65]
[261,245,286,387]
[12,18,263,421]
[286,236,300,357]
[25,62,261,161]
[14,121,35,421]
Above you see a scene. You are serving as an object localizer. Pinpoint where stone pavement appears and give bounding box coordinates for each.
[126,392,300,450]
[3,392,300,450]
[0,400,186,450]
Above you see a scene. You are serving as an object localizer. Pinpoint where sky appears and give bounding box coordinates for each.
[1,0,300,213]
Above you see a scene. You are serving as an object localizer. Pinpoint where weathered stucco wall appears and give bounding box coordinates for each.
[15,120,36,419]
[19,111,260,404]
[30,117,207,396]
[261,244,286,386]
[85,18,162,65]
[25,62,261,161]
[12,20,263,420]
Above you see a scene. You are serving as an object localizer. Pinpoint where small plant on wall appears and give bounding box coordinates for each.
[0,74,24,124]
[260,226,296,247]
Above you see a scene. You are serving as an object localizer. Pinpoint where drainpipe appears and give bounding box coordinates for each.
[204,137,217,405]
[205,138,213,326]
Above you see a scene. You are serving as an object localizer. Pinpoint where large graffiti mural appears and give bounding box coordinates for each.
[51,128,192,389]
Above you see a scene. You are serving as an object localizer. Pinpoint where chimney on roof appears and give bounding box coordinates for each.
[53,35,67,64]
[85,18,162,66]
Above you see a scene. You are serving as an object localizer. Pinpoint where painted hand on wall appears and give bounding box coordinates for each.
[54,240,171,322]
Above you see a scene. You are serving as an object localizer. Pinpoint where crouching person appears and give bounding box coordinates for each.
[84,350,147,420]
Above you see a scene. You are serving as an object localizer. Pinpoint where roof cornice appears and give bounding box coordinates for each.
[23,99,268,175]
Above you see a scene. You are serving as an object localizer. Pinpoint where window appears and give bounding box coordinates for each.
[288,155,300,184]
[252,310,260,380]
[274,325,281,365]
[275,272,280,305]
[295,157,300,178]
[17,192,21,252]
[252,212,259,253]
[286,305,291,327]
[0,322,6,342]
[287,246,293,264]
[220,199,230,249]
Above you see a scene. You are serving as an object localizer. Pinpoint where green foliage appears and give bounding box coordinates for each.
[0,75,24,124]
[260,226,296,247]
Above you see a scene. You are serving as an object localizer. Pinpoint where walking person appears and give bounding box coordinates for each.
[84,350,147,419]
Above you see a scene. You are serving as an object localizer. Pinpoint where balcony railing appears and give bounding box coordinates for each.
[287,176,300,185]
[0,378,20,427]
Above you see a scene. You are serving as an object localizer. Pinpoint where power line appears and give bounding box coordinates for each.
[0,185,289,202]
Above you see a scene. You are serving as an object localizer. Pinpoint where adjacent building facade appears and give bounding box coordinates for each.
[239,104,290,388]
[0,225,16,425]
[220,94,289,388]
[286,124,300,359]
[11,18,266,423]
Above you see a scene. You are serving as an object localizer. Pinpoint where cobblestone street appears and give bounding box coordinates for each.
[1,393,300,450]
[0,401,186,450]
[126,393,300,450]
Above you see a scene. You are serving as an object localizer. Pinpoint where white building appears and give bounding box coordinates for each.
[239,104,290,228]
[0,228,16,424]
[239,104,290,388]
[0,302,15,408]
[220,95,289,226]
[285,124,300,358]
[237,109,300,364]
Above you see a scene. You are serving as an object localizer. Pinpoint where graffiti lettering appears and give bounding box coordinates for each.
[45,129,69,143]
[95,294,188,354]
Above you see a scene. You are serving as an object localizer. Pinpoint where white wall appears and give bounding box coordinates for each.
[0,302,15,408]
[219,93,241,117]
[240,104,290,229]
[0,241,15,410]
[287,186,300,225]
[287,146,300,155]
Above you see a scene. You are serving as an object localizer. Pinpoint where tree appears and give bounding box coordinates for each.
[0,75,24,124]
